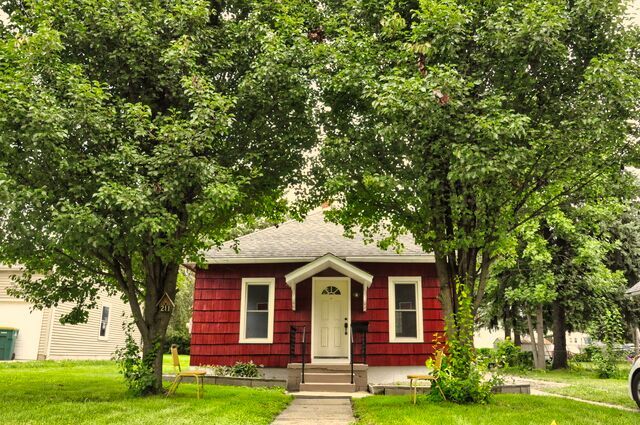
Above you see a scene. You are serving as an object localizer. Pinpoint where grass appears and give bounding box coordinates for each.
[162,353,191,372]
[353,393,640,425]
[0,359,290,425]
[507,362,635,409]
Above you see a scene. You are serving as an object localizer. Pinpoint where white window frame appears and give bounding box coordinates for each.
[98,304,111,341]
[388,276,424,343]
[239,277,276,344]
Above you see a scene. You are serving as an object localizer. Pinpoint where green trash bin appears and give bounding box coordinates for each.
[0,327,19,360]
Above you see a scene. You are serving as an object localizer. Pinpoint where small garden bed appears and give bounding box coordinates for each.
[161,373,286,388]
[368,383,530,396]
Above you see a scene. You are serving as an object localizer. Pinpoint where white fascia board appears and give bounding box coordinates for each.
[199,257,315,265]
[345,255,435,263]
[188,254,435,267]
[285,253,374,288]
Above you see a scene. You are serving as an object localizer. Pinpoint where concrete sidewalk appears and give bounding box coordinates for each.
[272,397,355,425]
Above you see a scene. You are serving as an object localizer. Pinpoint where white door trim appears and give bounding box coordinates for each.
[311,276,351,364]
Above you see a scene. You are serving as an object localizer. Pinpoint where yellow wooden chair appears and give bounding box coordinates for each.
[407,350,446,404]
[166,344,206,399]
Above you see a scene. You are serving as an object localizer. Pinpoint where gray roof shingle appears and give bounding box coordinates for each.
[203,209,431,262]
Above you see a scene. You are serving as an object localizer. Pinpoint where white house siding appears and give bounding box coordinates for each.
[1,267,138,360]
[0,269,45,360]
[47,292,137,360]
[0,267,21,301]
[0,302,44,360]
[37,307,53,360]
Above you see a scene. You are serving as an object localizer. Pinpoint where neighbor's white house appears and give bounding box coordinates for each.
[474,327,592,357]
[0,265,137,360]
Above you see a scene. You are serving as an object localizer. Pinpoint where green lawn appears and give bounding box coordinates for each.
[162,353,191,372]
[507,363,635,409]
[0,359,290,425]
[353,394,639,425]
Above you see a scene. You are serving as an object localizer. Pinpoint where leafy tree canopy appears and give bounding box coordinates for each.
[305,0,640,327]
[0,0,317,392]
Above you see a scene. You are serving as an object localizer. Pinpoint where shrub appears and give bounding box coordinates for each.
[592,350,618,378]
[588,308,624,379]
[229,361,262,377]
[572,344,600,362]
[207,361,263,378]
[516,350,533,369]
[429,358,501,404]
[427,283,501,404]
[476,348,496,368]
[164,333,191,355]
[495,338,522,368]
[113,323,157,395]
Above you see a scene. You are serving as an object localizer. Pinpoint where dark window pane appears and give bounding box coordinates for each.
[247,285,269,311]
[395,311,417,338]
[246,312,268,338]
[395,284,416,310]
[100,306,110,337]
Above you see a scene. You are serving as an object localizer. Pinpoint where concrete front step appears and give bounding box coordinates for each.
[304,372,352,383]
[287,363,368,392]
[299,383,357,392]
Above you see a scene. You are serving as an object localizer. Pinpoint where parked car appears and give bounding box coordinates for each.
[630,354,640,408]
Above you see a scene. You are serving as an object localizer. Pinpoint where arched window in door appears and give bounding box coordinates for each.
[321,285,341,295]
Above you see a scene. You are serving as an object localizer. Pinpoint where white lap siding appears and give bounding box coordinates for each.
[46,293,138,360]
[0,268,45,360]
[1,266,139,360]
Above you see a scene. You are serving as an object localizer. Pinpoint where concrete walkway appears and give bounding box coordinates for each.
[272,397,355,425]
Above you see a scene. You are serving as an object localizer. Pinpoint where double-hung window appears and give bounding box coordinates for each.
[239,278,275,343]
[98,305,110,340]
[388,277,423,343]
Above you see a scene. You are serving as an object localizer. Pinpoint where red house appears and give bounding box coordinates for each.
[189,210,444,391]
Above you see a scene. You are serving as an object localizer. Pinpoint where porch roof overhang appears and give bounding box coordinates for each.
[284,253,374,311]
[626,281,640,297]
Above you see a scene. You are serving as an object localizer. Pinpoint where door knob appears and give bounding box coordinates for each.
[344,322,348,335]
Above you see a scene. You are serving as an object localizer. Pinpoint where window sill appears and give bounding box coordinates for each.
[239,338,273,344]
[388,338,424,344]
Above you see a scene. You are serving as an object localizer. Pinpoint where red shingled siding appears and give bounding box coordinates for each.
[190,262,444,368]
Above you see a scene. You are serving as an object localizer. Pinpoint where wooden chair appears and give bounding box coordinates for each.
[407,350,446,404]
[166,344,206,399]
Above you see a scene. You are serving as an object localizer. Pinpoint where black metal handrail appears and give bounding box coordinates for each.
[350,329,354,384]
[289,325,307,385]
[350,322,369,386]
[301,326,306,384]
[289,326,297,364]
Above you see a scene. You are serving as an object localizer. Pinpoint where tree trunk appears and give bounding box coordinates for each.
[120,259,180,394]
[504,306,512,341]
[141,322,170,393]
[527,314,538,367]
[535,305,546,369]
[634,325,639,354]
[514,328,522,346]
[551,299,568,369]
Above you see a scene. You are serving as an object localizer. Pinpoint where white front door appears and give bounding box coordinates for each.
[313,278,349,360]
